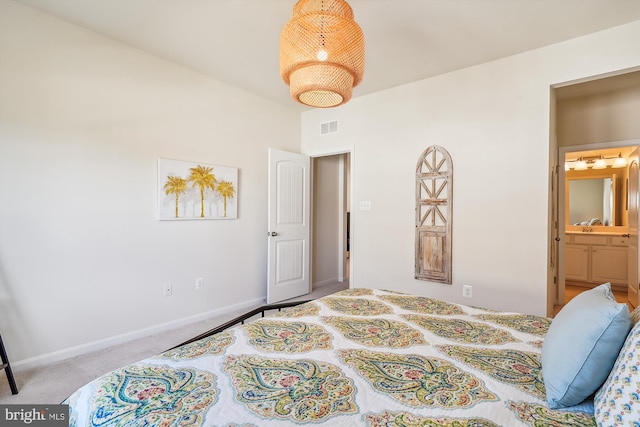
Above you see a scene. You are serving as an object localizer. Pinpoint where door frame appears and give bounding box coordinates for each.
[308,146,355,289]
[556,139,640,308]
[627,148,639,308]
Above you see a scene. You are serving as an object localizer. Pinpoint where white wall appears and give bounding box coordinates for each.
[0,1,300,365]
[312,155,341,286]
[557,85,640,146]
[302,21,640,316]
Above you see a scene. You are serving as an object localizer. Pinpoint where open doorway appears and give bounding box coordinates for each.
[556,144,638,315]
[551,70,640,315]
[310,153,350,296]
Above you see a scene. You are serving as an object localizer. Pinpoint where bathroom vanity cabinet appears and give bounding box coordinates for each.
[565,233,628,287]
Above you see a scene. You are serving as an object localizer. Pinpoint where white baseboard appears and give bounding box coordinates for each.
[313,277,341,288]
[13,296,264,370]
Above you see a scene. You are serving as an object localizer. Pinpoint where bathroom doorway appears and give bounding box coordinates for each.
[551,70,640,315]
[556,144,638,314]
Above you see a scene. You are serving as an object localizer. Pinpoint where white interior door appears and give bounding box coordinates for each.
[628,149,639,308]
[267,149,311,303]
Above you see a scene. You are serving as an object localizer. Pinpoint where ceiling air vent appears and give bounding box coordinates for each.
[320,121,338,135]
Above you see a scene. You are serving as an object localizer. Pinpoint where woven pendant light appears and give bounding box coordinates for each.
[280,0,365,108]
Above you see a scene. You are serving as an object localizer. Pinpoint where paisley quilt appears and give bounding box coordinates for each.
[65,288,596,426]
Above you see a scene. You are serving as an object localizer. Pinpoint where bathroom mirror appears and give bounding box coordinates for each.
[566,175,617,226]
[568,177,614,225]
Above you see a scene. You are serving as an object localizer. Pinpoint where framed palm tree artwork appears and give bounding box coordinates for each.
[158,158,238,220]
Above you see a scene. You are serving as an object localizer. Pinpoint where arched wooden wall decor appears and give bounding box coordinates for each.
[415,145,453,284]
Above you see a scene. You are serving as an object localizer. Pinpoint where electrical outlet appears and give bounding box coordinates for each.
[196,277,204,290]
[359,200,371,211]
[164,282,172,297]
[462,285,472,298]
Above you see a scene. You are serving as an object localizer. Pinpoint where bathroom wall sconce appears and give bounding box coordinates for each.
[565,153,628,171]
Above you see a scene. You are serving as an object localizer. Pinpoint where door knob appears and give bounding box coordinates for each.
[268,231,278,236]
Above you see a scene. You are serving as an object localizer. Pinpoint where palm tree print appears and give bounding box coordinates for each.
[164,176,187,218]
[188,165,217,218]
[216,180,236,218]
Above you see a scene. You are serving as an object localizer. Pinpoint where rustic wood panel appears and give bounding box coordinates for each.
[415,145,453,284]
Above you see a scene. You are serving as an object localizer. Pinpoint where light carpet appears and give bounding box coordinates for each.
[0,282,347,404]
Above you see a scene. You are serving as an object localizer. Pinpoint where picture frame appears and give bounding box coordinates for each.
[157,158,238,220]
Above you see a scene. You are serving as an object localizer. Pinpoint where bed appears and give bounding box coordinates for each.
[64,286,639,426]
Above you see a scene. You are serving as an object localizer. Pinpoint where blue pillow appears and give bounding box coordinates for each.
[541,283,631,410]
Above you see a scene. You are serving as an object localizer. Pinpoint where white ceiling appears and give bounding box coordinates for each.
[14,0,640,110]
